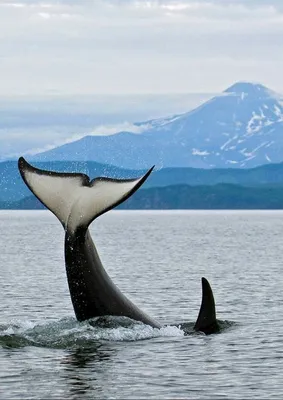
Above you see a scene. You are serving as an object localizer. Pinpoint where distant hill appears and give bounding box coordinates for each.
[3,183,283,210]
[3,159,283,203]
[31,82,283,169]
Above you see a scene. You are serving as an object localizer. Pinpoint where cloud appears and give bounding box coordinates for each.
[8,120,150,158]
[89,121,149,135]
[0,0,283,95]
[0,91,212,160]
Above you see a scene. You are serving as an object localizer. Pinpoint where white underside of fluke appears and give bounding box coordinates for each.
[19,158,152,233]
[66,178,145,232]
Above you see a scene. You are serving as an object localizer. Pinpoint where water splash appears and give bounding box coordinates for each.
[0,316,184,349]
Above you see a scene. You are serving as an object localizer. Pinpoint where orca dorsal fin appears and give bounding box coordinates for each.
[18,157,154,233]
[194,277,219,335]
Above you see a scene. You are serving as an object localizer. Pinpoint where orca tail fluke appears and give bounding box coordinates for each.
[18,157,154,233]
[194,277,220,335]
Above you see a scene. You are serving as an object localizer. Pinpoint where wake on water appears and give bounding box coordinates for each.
[0,316,235,350]
[0,317,184,349]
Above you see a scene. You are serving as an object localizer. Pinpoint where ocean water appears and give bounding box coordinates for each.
[1,210,283,399]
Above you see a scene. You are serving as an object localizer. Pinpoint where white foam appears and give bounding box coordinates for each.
[0,317,185,348]
[84,324,184,342]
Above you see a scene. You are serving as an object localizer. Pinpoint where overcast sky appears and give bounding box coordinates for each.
[1,0,283,96]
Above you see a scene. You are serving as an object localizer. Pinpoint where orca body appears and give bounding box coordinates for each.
[18,157,219,334]
[18,157,161,328]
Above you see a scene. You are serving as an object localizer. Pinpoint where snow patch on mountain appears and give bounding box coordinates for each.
[192,148,210,156]
[31,81,283,169]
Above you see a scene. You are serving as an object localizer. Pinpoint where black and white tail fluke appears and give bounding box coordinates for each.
[18,157,154,233]
[194,277,220,335]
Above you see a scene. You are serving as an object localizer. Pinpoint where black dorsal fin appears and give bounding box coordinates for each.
[194,277,220,335]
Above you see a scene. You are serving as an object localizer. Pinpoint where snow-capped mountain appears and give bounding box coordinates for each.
[31,82,283,169]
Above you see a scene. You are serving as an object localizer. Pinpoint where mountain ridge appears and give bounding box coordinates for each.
[30,81,283,169]
[3,159,283,203]
[3,182,283,210]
